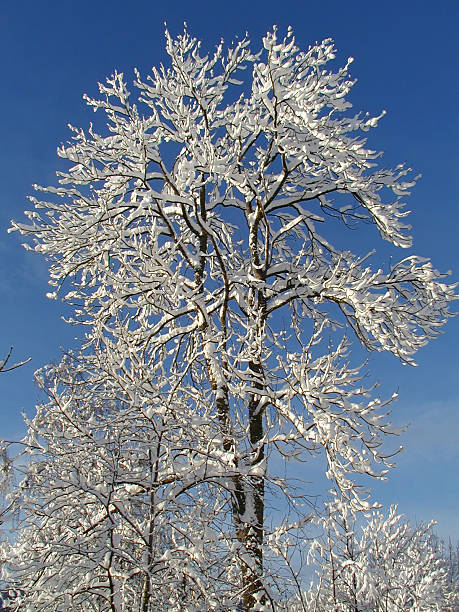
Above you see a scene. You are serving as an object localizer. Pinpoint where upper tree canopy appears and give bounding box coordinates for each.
[11,26,456,506]
[13,27,453,353]
[7,27,457,609]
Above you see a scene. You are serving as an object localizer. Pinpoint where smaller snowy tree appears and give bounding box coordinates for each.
[308,502,454,611]
[1,354,234,611]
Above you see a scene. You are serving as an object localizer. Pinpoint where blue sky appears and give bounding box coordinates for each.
[1,1,458,539]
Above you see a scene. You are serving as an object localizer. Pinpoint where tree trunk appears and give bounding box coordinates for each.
[239,282,267,610]
[243,379,266,611]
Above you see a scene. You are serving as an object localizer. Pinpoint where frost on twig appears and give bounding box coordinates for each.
[0,347,30,373]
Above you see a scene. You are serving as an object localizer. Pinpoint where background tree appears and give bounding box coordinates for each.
[6,27,456,609]
[443,539,459,610]
[307,502,456,611]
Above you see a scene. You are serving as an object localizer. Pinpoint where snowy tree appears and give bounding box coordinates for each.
[307,503,455,611]
[1,353,234,611]
[6,26,456,609]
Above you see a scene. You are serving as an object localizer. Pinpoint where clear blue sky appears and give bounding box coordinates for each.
[0,1,458,539]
